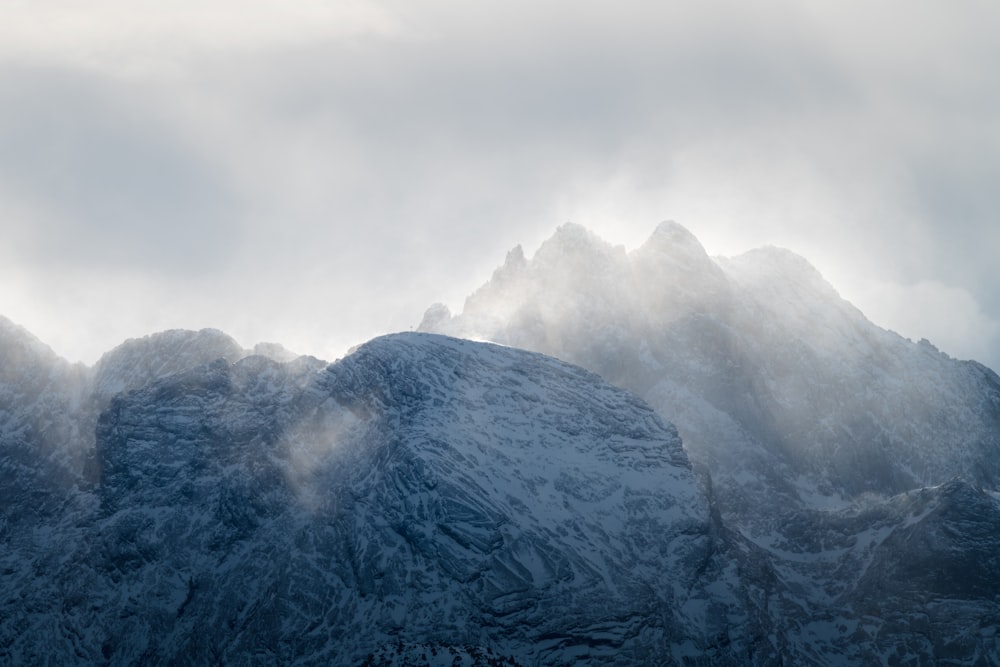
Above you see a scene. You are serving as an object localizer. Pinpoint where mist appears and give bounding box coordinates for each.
[1,1,998,371]
[421,220,1000,507]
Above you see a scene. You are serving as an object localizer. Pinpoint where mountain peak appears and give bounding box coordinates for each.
[648,219,704,249]
[630,221,729,314]
[732,245,822,278]
[417,302,452,332]
[552,220,591,240]
[490,243,527,284]
[503,243,526,269]
[634,219,711,261]
[93,328,246,400]
[535,222,623,265]
[720,245,843,305]
[0,315,61,364]
[251,341,300,362]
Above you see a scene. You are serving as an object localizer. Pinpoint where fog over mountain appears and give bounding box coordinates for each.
[4,222,1000,664]
[422,222,1000,511]
[421,222,1000,662]
[3,2,1000,372]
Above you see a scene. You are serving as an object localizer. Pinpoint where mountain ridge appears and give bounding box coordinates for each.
[4,220,1000,664]
[421,221,1000,504]
[2,329,757,665]
[419,221,1000,664]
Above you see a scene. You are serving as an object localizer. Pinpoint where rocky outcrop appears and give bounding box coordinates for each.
[1,330,740,665]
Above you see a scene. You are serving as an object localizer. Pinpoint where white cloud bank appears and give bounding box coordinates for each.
[1,1,998,371]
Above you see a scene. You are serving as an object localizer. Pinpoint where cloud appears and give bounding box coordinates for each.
[0,67,242,275]
[0,1,405,76]
[0,1,998,372]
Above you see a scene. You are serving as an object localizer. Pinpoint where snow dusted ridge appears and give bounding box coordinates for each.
[421,221,1000,664]
[1,324,751,665]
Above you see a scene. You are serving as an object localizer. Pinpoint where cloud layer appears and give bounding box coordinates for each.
[2,1,998,369]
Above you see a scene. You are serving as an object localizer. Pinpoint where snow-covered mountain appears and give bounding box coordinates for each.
[421,222,1000,664]
[422,222,1000,509]
[1,322,751,665]
[4,220,1000,665]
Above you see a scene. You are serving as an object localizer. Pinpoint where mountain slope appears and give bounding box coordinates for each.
[1,329,742,665]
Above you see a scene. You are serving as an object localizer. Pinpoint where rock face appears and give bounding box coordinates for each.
[1,325,739,665]
[421,222,1000,664]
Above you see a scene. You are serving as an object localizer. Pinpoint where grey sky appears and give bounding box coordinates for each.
[2,1,998,370]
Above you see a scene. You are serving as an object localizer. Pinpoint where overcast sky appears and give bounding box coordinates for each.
[2,1,999,371]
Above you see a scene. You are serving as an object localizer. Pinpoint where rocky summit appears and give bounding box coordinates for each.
[1,325,741,665]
